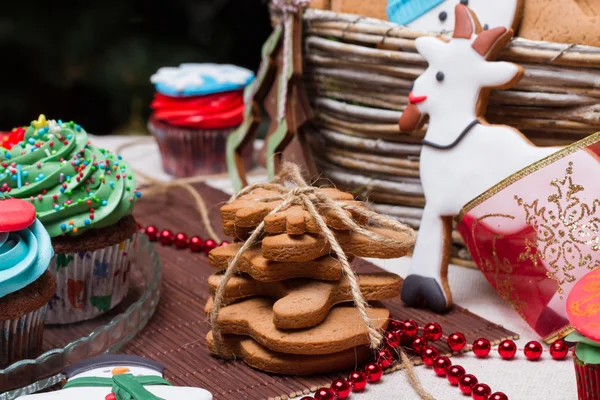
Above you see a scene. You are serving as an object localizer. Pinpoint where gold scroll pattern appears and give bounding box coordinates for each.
[516,162,600,298]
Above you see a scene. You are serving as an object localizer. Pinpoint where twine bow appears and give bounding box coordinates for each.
[209,163,416,350]
[270,0,310,122]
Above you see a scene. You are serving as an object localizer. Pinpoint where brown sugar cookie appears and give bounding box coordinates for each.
[519,0,600,47]
[209,243,344,281]
[221,187,367,237]
[207,272,401,329]
[205,298,389,355]
[261,227,413,262]
[206,332,372,375]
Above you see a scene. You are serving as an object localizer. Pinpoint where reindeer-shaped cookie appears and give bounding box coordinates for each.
[399,5,560,312]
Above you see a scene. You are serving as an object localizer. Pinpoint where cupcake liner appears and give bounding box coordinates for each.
[1,305,47,368]
[45,234,136,324]
[148,116,254,177]
[574,355,600,399]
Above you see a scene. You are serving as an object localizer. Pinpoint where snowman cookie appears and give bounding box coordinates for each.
[20,355,212,399]
[387,0,523,32]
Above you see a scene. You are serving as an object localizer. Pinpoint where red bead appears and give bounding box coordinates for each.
[524,341,543,361]
[550,340,568,360]
[498,340,517,360]
[472,338,491,358]
[313,388,335,400]
[159,229,173,245]
[220,240,230,247]
[411,336,428,355]
[145,225,158,241]
[348,371,367,391]
[330,379,351,399]
[377,347,394,368]
[385,331,401,349]
[489,392,509,400]
[423,322,443,341]
[421,346,440,366]
[432,356,452,376]
[458,374,478,395]
[402,320,419,339]
[105,394,117,400]
[446,365,466,385]
[447,332,467,352]
[203,239,217,254]
[471,383,492,400]
[173,232,189,249]
[364,362,383,382]
[299,397,314,400]
[189,236,204,252]
[388,318,403,333]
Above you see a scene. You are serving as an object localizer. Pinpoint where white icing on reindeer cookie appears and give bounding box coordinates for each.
[20,355,212,400]
[387,0,523,32]
[398,5,560,312]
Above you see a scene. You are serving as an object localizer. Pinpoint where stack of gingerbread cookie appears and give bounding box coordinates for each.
[205,187,414,375]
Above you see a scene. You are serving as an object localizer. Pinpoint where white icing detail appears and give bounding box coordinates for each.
[20,363,213,399]
[47,120,62,134]
[405,0,519,32]
[405,13,560,305]
[151,63,254,91]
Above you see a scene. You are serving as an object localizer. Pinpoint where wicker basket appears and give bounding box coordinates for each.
[270,8,600,267]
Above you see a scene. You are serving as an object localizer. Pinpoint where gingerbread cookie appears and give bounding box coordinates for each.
[209,243,344,281]
[205,298,389,355]
[206,332,372,375]
[261,227,413,261]
[399,5,560,312]
[221,187,366,237]
[519,0,600,47]
[207,272,401,329]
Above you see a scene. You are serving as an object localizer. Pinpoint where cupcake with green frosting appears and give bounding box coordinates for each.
[566,267,600,400]
[0,115,141,324]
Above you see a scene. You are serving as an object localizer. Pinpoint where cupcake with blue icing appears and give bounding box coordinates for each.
[0,198,55,367]
[0,115,141,324]
[148,63,255,177]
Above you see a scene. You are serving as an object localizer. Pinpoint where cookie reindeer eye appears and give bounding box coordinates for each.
[438,11,447,22]
[460,0,468,5]
[436,72,445,82]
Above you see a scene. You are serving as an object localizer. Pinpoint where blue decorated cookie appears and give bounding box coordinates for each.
[151,63,255,97]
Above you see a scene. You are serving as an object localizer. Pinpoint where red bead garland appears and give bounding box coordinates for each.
[423,322,443,341]
[348,371,367,392]
[140,225,228,254]
[421,346,440,366]
[330,379,351,399]
[472,338,491,358]
[364,363,382,383]
[498,340,517,360]
[411,336,428,355]
[384,331,401,349]
[159,229,173,245]
[314,388,335,400]
[458,374,478,395]
[524,341,543,361]
[432,356,452,376]
[173,232,188,249]
[447,332,467,352]
[144,225,158,241]
[471,383,492,400]
[550,340,568,360]
[377,348,394,368]
[446,365,466,385]
[203,239,217,254]
[489,392,509,400]
[401,319,419,342]
[189,236,204,252]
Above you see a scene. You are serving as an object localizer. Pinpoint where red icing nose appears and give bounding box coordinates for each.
[408,93,427,104]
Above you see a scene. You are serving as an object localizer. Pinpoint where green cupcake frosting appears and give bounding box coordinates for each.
[0,115,141,238]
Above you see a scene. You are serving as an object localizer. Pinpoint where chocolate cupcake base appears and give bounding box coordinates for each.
[148,116,254,177]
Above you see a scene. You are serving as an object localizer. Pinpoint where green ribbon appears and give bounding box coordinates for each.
[64,375,171,399]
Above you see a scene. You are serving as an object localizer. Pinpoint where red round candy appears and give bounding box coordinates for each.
[402,320,419,340]
[313,388,335,400]
[458,374,478,395]
[365,362,382,382]
[0,198,36,232]
[550,340,569,360]
[489,392,509,400]
[472,338,491,358]
[203,239,217,254]
[174,232,189,249]
[388,318,403,333]
[377,347,394,368]
[348,371,367,391]
[471,383,492,400]
[524,341,543,361]
[432,356,452,376]
[385,331,401,349]
[446,365,466,385]
[189,236,204,252]
[447,332,467,352]
[423,322,443,341]
[145,225,158,241]
[498,340,517,360]
[421,346,439,366]
[159,229,174,245]
[330,379,351,399]
[411,336,428,355]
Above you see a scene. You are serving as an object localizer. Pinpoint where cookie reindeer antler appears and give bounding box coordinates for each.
[399,5,560,312]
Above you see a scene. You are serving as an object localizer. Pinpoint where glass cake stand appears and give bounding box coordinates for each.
[0,235,162,399]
